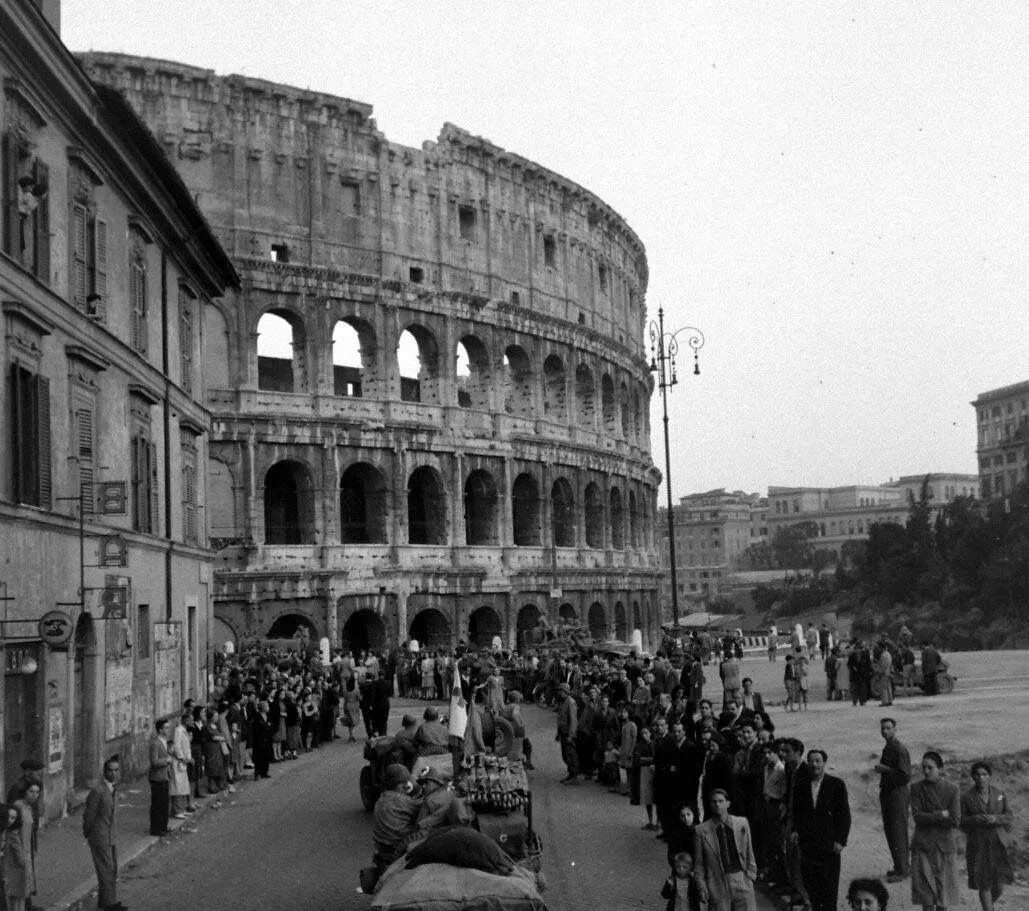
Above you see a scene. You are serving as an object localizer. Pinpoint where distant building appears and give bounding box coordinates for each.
[972,379,1029,499]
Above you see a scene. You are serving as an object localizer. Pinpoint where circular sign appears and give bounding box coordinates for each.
[38,611,74,647]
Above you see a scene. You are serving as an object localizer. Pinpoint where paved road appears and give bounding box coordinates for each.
[109,701,773,910]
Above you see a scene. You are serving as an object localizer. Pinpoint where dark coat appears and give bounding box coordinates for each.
[791,773,851,850]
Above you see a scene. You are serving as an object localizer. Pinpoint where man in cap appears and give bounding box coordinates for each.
[416,767,456,833]
[371,763,420,873]
[555,681,579,784]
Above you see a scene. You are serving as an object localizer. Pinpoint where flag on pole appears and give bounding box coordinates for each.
[448,661,468,738]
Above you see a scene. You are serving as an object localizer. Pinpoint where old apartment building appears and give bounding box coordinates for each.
[1,0,236,812]
[78,53,664,655]
[973,379,1029,499]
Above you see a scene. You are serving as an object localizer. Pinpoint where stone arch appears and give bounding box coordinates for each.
[614,601,628,641]
[584,482,604,548]
[619,379,630,436]
[456,334,491,409]
[516,603,542,650]
[629,490,640,549]
[408,465,447,545]
[610,486,624,550]
[332,316,376,398]
[266,612,318,640]
[511,472,541,546]
[398,323,441,404]
[551,477,575,547]
[264,460,315,545]
[341,609,387,653]
[588,601,609,640]
[574,363,596,429]
[410,608,451,650]
[601,373,616,433]
[257,309,306,392]
[502,344,534,418]
[464,469,499,545]
[542,354,567,422]
[212,615,238,651]
[468,606,503,649]
[203,301,230,389]
[340,462,389,543]
[207,459,237,540]
[558,602,577,624]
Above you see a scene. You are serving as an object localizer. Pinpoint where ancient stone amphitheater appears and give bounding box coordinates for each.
[80,52,662,653]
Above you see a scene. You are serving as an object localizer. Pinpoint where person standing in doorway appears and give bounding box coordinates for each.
[82,756,125,911]
[875,718,911,882]
[148,719,172,836]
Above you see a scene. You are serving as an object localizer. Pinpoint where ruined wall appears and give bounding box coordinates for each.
[80,52,664,649]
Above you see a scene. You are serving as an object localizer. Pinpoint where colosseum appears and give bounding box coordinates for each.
[79,53,664,654]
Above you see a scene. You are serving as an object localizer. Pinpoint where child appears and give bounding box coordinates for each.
[783,655,798,712]
[661,852,703,911]
[601,740,620,788]
[797,656,809,711]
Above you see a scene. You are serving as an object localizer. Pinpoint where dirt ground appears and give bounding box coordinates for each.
[725,648,1029,908]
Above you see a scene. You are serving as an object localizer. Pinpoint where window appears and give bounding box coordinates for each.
[409,266,424,284]
[598,263,608,292]
[129,255,147,355]
[340,180,361,216]
[543,234,556,267]
[130,432,158,534]
[136,603,150,659]
[8,362,51,508]
[70,192,107,320]
[270,242,290,263]
[179,289,194,394]
[458,205,476,241]
[2,134,50,283]
[181,431,198,544]
[71,401,95,515]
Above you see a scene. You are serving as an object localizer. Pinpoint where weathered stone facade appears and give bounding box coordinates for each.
[80,53,663,652]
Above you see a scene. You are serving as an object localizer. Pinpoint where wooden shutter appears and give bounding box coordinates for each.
[148,441,159,535]
[72,203,88,309]
[92,218,107,320]
[1,133,19,256]
[131,434,143,531]
[76,406,95,514]
[130,261,146,353]
[8,363,24,501]
[36,374,51,509]
[33,159,49,284]
[180,304,193,394]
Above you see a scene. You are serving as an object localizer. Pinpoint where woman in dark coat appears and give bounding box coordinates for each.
[959,761,1013,911]
[201,709,228,795]
[910,751,960,910]
[250,701,273,779]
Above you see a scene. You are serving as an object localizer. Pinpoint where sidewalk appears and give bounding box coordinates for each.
[38,775,246,911]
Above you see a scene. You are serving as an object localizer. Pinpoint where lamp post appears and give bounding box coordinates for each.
[649,308,704,628]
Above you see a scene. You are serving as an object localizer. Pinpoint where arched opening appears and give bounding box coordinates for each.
[620,380,630,436]
[543,354,567,422]
[410,609,451,650]
[341,609,387,654]
[574,364,596,428]
[614,601,628,641]
[632,600,642,632]
[512,472,541,546]
[469,606,503,649]
[610,486,624,550]
[340,462,388,543]
[559,603,577,624]
[267,613,318,641]
[73,613,98,788]
[584,482,604,548]
[551,477,575,547]
[398,324,440,404]
[463,469,499,545]
[502,345,534,418]
[601,373,616,433]
[456,335,490,409]
[629,490,640,549]
[332,318,374,398]
[212,616,237,652]
[516,604,541,650]
[257,310,304,392]
[264,460,315,545]
[408,466,447,545]
[633,390,642,442]
[588,602,608,640]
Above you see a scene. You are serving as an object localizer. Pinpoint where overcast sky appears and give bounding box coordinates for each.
[63,2,1028,498]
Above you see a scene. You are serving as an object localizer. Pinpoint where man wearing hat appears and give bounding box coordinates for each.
[371,763,420,872]
[416,767,456,833]
[555,682,579,784]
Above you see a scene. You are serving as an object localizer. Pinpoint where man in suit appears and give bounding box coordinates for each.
[739,678,765,716]
[790,749,851,911]
[83,755,126,911]
[693,788,757,910]
[148,719,171,836]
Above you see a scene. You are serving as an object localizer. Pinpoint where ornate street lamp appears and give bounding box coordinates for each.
[649,307,704,628]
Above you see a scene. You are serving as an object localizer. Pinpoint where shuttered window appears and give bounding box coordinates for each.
[72,203,88,309]
[130,433,158,534]
[8,363,51,508]
[179,294,194,394]
[74,405,95,514]
[130,259,147,354]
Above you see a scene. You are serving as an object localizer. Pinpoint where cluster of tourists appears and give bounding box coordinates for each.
[547,645,1014,911]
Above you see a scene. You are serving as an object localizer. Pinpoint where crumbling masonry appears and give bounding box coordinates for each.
[80,53,663,652]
